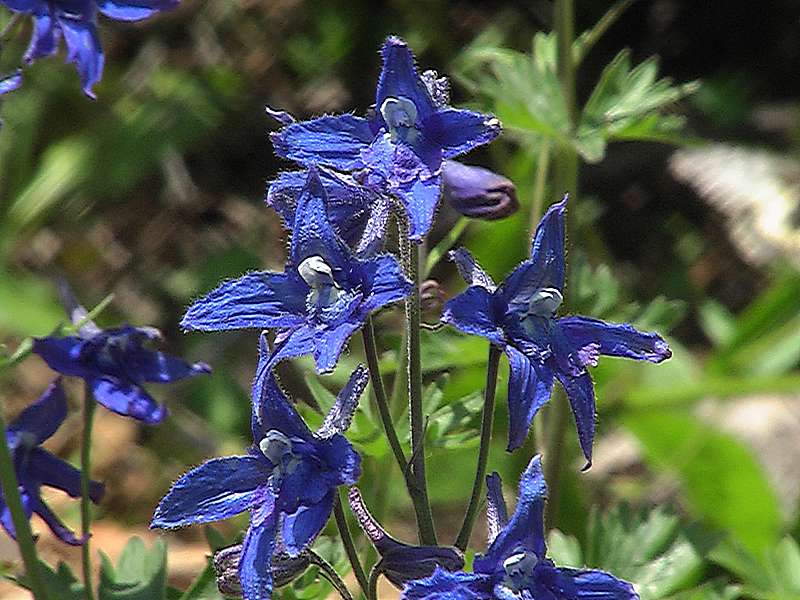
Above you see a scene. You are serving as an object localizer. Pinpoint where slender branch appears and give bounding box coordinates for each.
[80,383,97,600]
[407,244,437,545]
[307,550,354,600]
[368,561,383,600]
[574,0,638,65]
[333,492,369,598]
[0,13,21,47]
[424,217,469,277]
[454,344,501,550]
[0,397,48,600]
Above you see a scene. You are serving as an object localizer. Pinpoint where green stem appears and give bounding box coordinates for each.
[307,550,354,600]
[574,0,638,65]
[80,383,97,600]
[407,244,437,545]
[424,218,469,277]
[0,398,48,600]
[544,0,579,531]
[333,492,369,598]
[454,344,501,551]
[368,562,382,600]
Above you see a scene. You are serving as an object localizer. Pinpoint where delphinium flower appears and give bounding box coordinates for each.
[32,284,210,424]
[151,345,368,600]
[442,198,671,464]
[348,486,464,589]
[0,0,179,97]
[269,36,502,241]
[403,456,638,600]
[2,379,104,545]
[182,167,412,374]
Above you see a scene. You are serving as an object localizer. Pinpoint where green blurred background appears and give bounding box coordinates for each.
[1,1,800,597]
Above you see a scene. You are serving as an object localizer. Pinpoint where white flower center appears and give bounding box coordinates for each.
[502,551,538,589]
[259,430,293,465]
[526,287,563,318]
[380,96,418,138]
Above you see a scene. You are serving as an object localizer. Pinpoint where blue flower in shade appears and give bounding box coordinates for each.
[0,70,23,96]
[0,0,178,97]
[402,456,639,600]
[32,285,210,424]
[442,198,671,464]
[151,348,368,600]
[3,379,104,545]
[269,36,501,241]
[182,167,412,375]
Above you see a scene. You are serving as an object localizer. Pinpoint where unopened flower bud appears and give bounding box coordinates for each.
[213,544,310,596]
[442,161,518,220]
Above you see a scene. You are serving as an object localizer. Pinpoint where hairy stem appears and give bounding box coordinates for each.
[407,244,437,545]
[80,383,97,600]
[0,396,48,600]
[454,344,501,550]
[307,549,354,600]
[333,492,369,598]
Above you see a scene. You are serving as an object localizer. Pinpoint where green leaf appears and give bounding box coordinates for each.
[98,537,168,600]
[712,536,800,600]
[179,558,223,600]
[13,560,85,600]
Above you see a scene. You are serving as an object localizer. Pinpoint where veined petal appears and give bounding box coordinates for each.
[556,316,672,363]
[401,567,491,600]
[313,320,361,374]
[449,247,495,291]
[556,370,596,466]
[551,567,639,599]
[529,196,567,289]
[359,254,413,314]
[317,434,361,486]
[58,14,104,98]
[182,272,307,332]
[398,173,442,241]
[8,379,67,445]
[239,504,278,600]
[376,37,436,122]
[423,108,501,160]
[89,376,167,423]
[96,0,178,21]
[256,369,313,442]
[32,336,93,378]
[31,496,85,545]
[24,12,59,63]
[271,114,373,171]
[485,472,508,544]
[27,448,104,502]
[262,326,316,375]
[442,286,504,346]
[504,346,553,452]
[316,365,368,438]
[281,490,334,556]
[126,348,211,383]
[151,456,269,529]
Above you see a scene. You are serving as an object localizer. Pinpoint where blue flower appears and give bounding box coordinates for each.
[269,36,501,241]
[402,456,639,600]
[348,486,464,589]
[0,0,179,97]
[32,285,210,424]
[442,198,671,464]
[441,161,518,221]
[183,167,412,375]
[2,379,104,545]
[0,70,23,96]
[151,348,368,600]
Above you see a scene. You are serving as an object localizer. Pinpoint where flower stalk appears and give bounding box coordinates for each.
[80,383,97,600]
[333,492,369,598]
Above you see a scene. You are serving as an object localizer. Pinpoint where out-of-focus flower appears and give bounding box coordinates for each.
[0,0,179,97]
[402,456,639,600]
[269,36,501,241]
[0,70,22,96]
[32,283,209,424]
[442,161,518,220]
[152,353,368,600]
[2,379,104,545]
[348,486,464,588]
[182,167,412,375]
[442,199,671,464]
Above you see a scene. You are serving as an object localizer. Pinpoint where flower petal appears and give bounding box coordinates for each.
[262,327,316,375]
[58,13,104,98]
[359,254,413,314]
[504,346,553,451]
[401,567,491,600]
[126,348,211,383]
[316,365,368,438]
[485,472,508,545]
[398,173,442,242]
[281,491,335,556]
[31,496,85,545]
[556,316,672,363]
[27,448,104,502]
[8,379,67,445]
[151,456,269,529]
[376,37,436,122]
[449,247,495,291]
[423,108,501,160]
[24,12,59,63]
[3,0,39,10]
[239,505,278,600]
[550,567,639,599]
[96,0,178,21]
[442,286,504,346]
[88,375,167,424]
[181,272,307,332]
[555,370,596,466]
[32,336,93,378]
[529,196,567,289]
[255,367,313,443]
[271,114,373,171]
[317,434,361,486]
[0,70,23,96]
[0,488,34,540]
[313,321,361,374]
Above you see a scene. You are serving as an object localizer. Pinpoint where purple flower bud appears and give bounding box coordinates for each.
[420,279,446,313]
[213,544,310,596]
[442,161,518,220]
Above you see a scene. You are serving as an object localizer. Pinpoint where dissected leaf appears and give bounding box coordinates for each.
[98,537,168,600]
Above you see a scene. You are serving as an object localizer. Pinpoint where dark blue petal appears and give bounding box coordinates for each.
[88,375,167,423]
[449,247,495,291]
[312,321,360,374]
[529,196,568,289]
[27,448,104,502]
[442,161,517,221]
[0,70,23,95]
[423,109,501,160]
[32,336,93,378]
[505,345,554,452]
[401,567,491,600]
[441,286,504,346]
[30,496,85,545]
[376,37,436,123]
[2,0,39,10]
[96,0,178,21]
[271,114,373,171]
[276,461,330,514]
[549,567,639,599]
[58,13,104,98]
[359,254,413,314]
[475,455,547,575]
[398,173,442,242]
[24,12,59,63]
[254,350,313,441]
[239,502,278,600]
[316,365,368,438]
[555,371,596,466]
[355,196,392,256]
[262,326,316,375]
[556,316,672,364]
[317,434,361,486]
[281,490,334,556]
[8,379,67,445]
[151,456,269,529]
[181,272,308,332]
[0,488,34,540]
[126,348,211,383]
[485,472,508,544]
